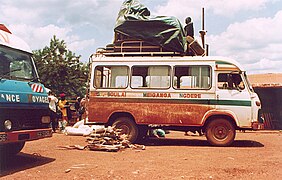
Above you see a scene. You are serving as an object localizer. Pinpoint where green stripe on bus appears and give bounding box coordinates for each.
[96,97,252,107]
[209,99,251,106]
[170,99,251,106]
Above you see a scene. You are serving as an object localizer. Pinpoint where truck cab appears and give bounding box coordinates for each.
[0,24,51,156]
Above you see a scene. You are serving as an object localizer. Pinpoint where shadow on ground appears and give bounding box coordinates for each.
[0,153,55,177]
[142,137,264,148]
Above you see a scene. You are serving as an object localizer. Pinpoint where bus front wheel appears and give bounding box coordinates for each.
[0,141,25,156]
[205,118,236,146]
[112,117,138,143]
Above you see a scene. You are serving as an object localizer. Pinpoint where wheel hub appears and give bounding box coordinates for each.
[214,126,228,139]
[119,124,130,134]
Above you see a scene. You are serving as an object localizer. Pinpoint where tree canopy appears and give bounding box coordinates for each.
[33,35,89,98]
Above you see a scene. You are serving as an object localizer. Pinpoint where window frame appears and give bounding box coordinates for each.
[173,65,212,90]
[93,65,130,89]
[0,45,38,81]
[217,72,245,91]
[130,65,171,89]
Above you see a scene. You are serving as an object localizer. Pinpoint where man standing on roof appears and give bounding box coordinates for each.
[184,17,195,55]
[184,17,194,38]
[58,93,69,131]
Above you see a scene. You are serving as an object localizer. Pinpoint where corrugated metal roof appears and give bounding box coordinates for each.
[248,73,282,88]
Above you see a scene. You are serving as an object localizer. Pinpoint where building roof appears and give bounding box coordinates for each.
[248,73,282,88]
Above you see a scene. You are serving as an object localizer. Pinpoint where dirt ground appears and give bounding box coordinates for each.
[0,130,281,180]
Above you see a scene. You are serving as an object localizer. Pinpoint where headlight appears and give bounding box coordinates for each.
[41,116,51,123]
[4,120,12,130]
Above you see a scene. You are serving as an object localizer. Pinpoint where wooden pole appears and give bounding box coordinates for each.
[199,8,207,52]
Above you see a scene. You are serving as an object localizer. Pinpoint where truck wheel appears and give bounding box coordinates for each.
[112,117,138,143]
[0,142,25,156]
[205,118,235,146]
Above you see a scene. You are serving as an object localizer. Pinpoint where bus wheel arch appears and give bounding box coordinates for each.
[108,112,135,126]
[203,115,237,146]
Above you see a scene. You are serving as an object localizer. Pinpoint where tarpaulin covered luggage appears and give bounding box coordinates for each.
[114,0,187,53]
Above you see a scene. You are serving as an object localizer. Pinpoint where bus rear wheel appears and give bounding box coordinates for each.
[112,117,138,143]
[205,118,236,146]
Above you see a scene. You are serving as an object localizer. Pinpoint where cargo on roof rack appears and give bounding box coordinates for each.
[100,0,206,57]
[113,0,187,53]
[97,39,183,57]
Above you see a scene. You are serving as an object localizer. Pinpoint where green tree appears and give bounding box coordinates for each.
[33,35,89,98]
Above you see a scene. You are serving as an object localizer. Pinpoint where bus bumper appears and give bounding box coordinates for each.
[0,128,52,144]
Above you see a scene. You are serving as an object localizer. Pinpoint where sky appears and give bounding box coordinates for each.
[1,0,282,74]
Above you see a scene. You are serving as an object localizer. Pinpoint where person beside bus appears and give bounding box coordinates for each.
[58,93,69,131]
[79,97,87,120]
[48,91,58,133]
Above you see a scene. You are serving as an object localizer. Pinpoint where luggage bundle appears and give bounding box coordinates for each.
[102,0,205,56]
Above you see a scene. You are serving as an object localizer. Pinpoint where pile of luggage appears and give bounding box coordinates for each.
[61,123,145,152]
[86,126,145,152]
[102,0,205,56]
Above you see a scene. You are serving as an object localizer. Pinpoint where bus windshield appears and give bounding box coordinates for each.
[0,45,38,81]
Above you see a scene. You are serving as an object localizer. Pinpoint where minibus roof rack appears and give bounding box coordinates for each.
[96,50,183,57]
[96,40,184,57]
[95,38,206,57]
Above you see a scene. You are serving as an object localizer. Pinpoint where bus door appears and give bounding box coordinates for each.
[216,72,252,125]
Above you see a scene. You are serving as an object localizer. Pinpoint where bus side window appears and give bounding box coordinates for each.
[218,73,245,90]
[173,65,211,89]
[94,66,129,88]
[218,73,228,89]
[94,66,103,88]
[131,66,170,89]
[131,66,148,88]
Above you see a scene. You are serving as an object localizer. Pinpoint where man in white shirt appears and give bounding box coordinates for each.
[48,91,58,132]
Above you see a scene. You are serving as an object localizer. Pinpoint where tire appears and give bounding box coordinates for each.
[205,118,236,146]
[0,141,25,156]
[112,117,138,143]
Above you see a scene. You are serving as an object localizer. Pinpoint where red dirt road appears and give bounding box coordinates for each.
[1,131,281,179]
